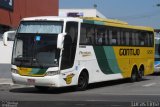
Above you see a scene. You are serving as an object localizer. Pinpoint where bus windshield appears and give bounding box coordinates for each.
[12,21,63,68]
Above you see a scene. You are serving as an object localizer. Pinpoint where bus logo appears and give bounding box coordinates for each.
[64,73,75,84]
[119,48,140,56]
[79,51,92,57]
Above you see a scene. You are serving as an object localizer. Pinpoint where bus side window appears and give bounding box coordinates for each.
[109,30,112,45]
[80,24,87,45]
[147,33,150,47]
[80,23,95,45]
[105,29,109,45]
[112,29,118,45]
[139,32,145,46]
[144,32,149,46]
[86,25,95,45]
[120,31,124,45]
[135,32,140,46]
[117,31,121,45]
[126,32,130,46]
[132,32,136,46]
[96,32,103,45]
[149,33,154,47]
[95,25,106,45]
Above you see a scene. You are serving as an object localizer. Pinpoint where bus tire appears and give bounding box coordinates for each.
[138,66,144,81]
[130,67,138,82]
[76,71,89,91]
[35,86,49,91]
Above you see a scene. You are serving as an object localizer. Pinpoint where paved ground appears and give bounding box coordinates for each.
[0,64,11,78]
[0,64,160,107]
[0,74,160,107]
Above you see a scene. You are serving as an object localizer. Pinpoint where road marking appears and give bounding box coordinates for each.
[98,93,160,96]
[142,83,156,87]
[86,100,113,102]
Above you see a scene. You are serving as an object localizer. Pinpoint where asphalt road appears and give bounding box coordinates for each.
[0,74,160,107]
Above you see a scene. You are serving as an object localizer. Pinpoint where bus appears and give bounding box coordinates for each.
[154,37,160,72]
[3,16,155,90]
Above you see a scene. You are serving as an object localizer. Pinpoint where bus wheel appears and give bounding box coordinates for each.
[35,86,49,91]
[76,71,88,91]
[130,68,138,82]
[138,67,144,81]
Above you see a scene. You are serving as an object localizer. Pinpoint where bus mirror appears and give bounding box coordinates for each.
[57,33,66,49]
[3,31,16,46]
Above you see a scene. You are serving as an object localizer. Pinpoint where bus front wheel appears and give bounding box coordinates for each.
[76,71,88,91]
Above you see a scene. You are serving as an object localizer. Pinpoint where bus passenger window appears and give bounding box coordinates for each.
[135,33,139,46]
[132,33,136,46]
[86,27,94,45]
[139,32,145,46]
[80,26,87,44]
[109,30,112,45]
[112,30,118,45]
[105,30,109,45]
[126,32,130,45]
[144,33,149,46]
[97,33,103,45]
[80,24,95,45]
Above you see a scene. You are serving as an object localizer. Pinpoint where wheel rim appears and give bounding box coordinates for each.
[78,73,88,89]
[131,70,137,82]
[132,73,136,80]
[138,69,143,80]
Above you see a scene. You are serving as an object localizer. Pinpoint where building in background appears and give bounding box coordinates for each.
[0,0,59,65]
[0,0,59,35]
[59,8,106,18]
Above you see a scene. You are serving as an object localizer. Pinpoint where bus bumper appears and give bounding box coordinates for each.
[11,73,61,87]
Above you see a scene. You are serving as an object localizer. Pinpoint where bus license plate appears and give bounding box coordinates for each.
[27,79,35,84]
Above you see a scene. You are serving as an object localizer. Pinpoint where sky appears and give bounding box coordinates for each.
[59,0,160,29]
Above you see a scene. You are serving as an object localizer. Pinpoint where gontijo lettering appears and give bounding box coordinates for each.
[119,48,140,56]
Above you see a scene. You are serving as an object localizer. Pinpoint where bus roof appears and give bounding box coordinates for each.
[82,17,154,31]
[21,16,154,31]
[21,16,82,22]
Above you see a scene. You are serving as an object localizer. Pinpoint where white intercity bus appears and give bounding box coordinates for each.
[3,16,155,90]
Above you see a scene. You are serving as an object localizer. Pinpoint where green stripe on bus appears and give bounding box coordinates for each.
[30,68,47,75]
[93,46,113,74]
[103,47,122,74]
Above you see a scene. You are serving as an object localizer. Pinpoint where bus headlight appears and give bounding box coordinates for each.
[11,68,19,74]
[46,71,60,76]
